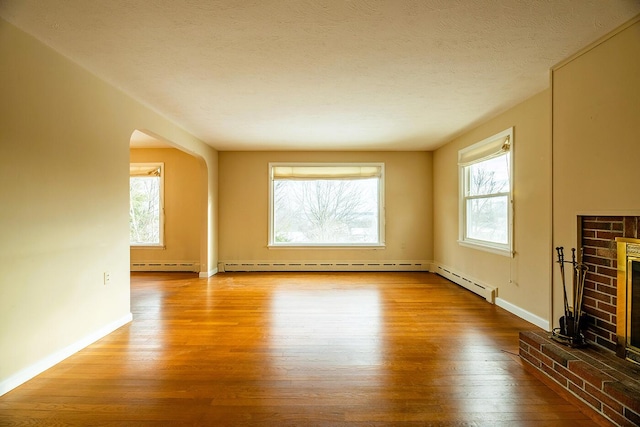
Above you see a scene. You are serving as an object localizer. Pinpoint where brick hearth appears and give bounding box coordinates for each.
[520,331,640,427]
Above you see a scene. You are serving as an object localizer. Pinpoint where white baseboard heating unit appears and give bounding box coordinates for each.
[433,263,496,303]
[219,260,431,273]
[130,261,199,272]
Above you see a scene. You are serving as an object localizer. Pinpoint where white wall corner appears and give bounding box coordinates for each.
[495,298,550,331]
[426,261,436,273]
[0,313,133,397]
[199,267,218,278]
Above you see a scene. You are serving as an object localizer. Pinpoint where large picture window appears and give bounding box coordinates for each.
[458,128,513,256]
[269,163,385,247]
[130,163,164,247]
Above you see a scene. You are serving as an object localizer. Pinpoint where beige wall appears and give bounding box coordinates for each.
[552,19,640,325]
[433,89,552,324]
[219,151,433,263]
[130,148,204,266]
[0,18,217,393]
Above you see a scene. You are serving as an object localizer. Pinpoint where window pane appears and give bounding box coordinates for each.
[466,195,508,244]
[274,178,379,244]
[467,154,510,196]
[130,177,160,244]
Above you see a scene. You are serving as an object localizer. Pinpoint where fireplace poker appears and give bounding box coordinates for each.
[571,248,577,321]
[556,247,570,324]
[573,262,589,334]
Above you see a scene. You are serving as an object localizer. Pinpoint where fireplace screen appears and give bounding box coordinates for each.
[616,238,640,364]
[630,259,640,350]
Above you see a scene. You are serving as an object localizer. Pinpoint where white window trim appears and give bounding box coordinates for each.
[130,162,165,249]
[268,162,386,248]
[458,128,514,257]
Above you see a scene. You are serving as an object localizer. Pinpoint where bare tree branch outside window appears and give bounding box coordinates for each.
[465,154,510,244]
[130,177,160,244]
[274,178,379,244]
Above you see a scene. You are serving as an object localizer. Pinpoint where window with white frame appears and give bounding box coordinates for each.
[130,163,164,247]
[458,128,513,256]
[269,163,385,247]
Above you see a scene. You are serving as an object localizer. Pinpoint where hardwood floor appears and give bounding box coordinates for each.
[0,272,601,426]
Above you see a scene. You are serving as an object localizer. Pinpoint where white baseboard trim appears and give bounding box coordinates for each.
[131,261,199,272]
[0,313,133,397]
[496,298,550,331]
[431,262,496,303]
[220,260,432,272]
[199,267,218,278]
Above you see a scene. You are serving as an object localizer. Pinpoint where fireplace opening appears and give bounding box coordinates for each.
[629,260,640,348]
[616,237,640,364]
[629,259,640,349]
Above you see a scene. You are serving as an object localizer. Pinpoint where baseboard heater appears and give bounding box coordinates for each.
[433,263,496,303]
[131,261,199,273]
[220,260,431,273]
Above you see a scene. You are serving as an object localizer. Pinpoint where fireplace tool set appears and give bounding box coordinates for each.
[552,246,589,347]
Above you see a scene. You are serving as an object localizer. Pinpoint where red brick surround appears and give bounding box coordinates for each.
[581,216,640,351]
[520,331,640,427]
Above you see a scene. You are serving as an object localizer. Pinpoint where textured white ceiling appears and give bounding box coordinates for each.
[2,1,639,151]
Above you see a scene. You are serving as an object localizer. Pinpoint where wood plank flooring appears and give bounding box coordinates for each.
[0,272,601,426]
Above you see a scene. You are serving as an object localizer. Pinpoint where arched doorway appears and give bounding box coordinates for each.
[129,130,209,275]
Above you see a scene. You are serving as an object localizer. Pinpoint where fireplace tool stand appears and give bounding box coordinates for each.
[551,247,589,347]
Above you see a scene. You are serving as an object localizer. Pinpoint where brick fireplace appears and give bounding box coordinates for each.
[519,216,640,427]
[581,216,640,351]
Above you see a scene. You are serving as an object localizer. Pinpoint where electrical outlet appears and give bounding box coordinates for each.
[103,272,111,285]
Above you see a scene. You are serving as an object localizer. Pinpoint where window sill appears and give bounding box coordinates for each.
[268,244,386,250]
[457,240,513,257]
[131,245,166,250]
